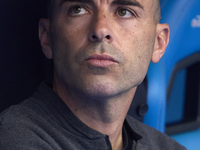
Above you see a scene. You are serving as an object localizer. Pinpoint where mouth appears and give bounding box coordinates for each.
[85,54,118,67]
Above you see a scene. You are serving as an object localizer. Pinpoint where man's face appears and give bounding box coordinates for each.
[44,0,164,99]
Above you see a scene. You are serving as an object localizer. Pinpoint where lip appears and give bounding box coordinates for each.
[85,54,118,67]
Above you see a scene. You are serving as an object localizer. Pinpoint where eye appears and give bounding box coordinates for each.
[69,5,88,15]
[117,8,135,18]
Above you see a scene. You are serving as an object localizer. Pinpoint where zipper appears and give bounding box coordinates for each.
[105,135,112,150]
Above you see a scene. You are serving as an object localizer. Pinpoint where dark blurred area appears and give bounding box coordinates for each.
[0,0,53,113]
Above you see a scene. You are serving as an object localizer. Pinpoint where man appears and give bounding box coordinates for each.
[0,0,186,149]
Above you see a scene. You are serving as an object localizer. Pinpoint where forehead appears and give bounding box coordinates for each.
[53,0,155,8]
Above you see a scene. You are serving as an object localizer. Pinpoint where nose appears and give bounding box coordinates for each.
[88,12,114,43]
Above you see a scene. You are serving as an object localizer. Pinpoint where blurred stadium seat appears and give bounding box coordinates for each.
[144,0,200,149]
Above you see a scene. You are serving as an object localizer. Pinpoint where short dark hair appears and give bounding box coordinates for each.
[154,0,161,23]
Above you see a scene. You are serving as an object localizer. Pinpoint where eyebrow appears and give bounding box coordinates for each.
[111,0,144,10]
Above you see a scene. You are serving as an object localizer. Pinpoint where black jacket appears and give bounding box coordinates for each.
[0,82,186,150]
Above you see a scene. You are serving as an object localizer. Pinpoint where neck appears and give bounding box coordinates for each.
[53,77,137,150]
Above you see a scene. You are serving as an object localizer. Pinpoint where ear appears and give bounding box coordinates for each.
[151,23,170,63]
[39,18,52,59]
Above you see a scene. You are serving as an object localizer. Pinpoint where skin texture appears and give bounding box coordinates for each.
[39,0,169,149]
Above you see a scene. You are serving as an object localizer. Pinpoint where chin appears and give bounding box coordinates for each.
[78,82,119,100]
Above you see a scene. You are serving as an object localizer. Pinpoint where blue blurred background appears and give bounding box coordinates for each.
[144,0,200,149]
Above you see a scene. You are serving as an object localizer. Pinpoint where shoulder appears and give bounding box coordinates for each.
[0,104,33,149]
[0,82,59,127]
[0,97,54,149]
[125,115,187,150]
[0,99,39,125]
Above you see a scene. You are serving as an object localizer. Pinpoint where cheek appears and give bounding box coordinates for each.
[51,18,90,61]
[52,16,90,48]
[121,28,156,84]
